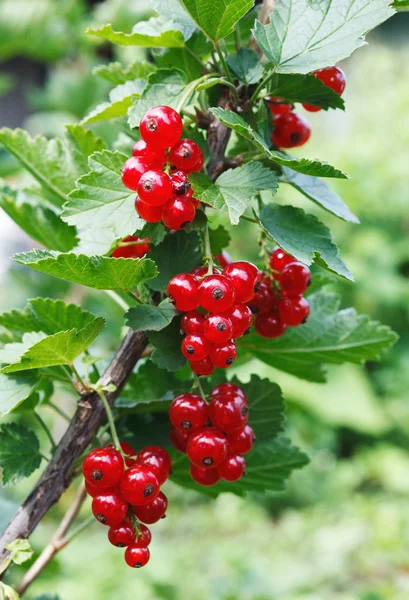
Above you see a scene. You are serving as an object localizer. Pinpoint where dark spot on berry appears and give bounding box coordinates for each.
[142,179,154,192]
[144,483,155,497]
[202,457,214,466]
[174,181,191,196]
[161,514,167,519]
[181,419,192,430]
[244,327,251,335]
[168,295,176,305]
[180,220,191,229]
[252,435,257,442]
[181,147,192,159]
[290,131,301,143]
[146,118,158,132]
[180,328,186,336]
[249,305,259,314]
[307,276,312,287]
[217,322,227,331]
[226,357,235,365]
[301,317,309,324]
[254,281,261,292]
[96,513,106,524]
[243,471,248,476]
[91,469,103,481]
[186,344,195,355]
[116,543,125,547]
[241,406,248,417]
[134,563,142,568]
[211,286,224,300]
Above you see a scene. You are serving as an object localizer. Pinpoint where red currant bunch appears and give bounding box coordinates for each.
[169,383,255,486]
[303,66,346,112]
[248,247,312,338]
[120,105,204,231]
[111,235,150,259]
[82,442,171,569]
[167,260,260,374]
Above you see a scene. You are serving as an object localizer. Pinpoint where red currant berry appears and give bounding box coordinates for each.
[210,383,246,401]
[169,393,209,432]
[167,273,199,311]
[247,280,275,315]
[132,139,166,169]
[169,424,190,453]
[140,105,183,150]
[137,170,172,206]
[203,314,233,344]
[279,262,311,296]
[223,261,260,304]
[190,464,220,486]
[272,112,311,148]
[180,310,205,335]
[255,312,286,338]
[162,196,196,230]
[85,480,117,498]
[189,357,215,376]
[302,103,322,113]
[316,66,346,94]
[170,170,192,197]
[121,157,150,191]
[198,274,236,313]
[82,447,124,489]
[209,340,237,369]
[119,465,159,506]
[108,521,136,547]
[136,524,152,547]
[265,96,293,115]
[214,251,232,269]
[125,544,150,568]
[120,441,138,467]
[92,491,128,527]
[187,427,227,468]
[191,265,221,278]
[136,446,172,486]
[133,491,168,524]
[277,296,310,326]
[181,333,211,361]
[169,139,204,173]
[227,424,256,455]
[209,393,248,433]
[111,236,150,259]
[269,247,295,277]
[134,197,163,223]
[217,453,246,482]
[222,304,253,338]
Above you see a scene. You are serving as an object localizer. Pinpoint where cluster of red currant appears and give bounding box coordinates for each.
[167,260,259,375]
[111,235,150,259]
[82,442,171,568]
[169,383,255,486]
[267,66,346,148]
[250,247,311,339]
[121,106,203,231]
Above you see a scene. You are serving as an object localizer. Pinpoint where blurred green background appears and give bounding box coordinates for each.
[1,1,409,599]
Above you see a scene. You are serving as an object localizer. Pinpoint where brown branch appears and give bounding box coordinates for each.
[16,481,87,596]
[207,92,234,180]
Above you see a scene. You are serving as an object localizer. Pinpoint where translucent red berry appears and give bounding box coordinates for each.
[137,170,172,206]
[119,441,138,467]
[132,139,166,169]
[203,314,233,344]
[125,544,150,568]
[209,393,248,432]
[272,112,311,148]
[191,265,221,278]
[190,464,221,486]
[133,491,168,524]
[210,383,246,401]
[277,296,310,326]
[187,427,227,468]
[180,310,205,335]
[140,105,183,150]
[167,273,199,311]
[108,521,136,547]
[247,280,275,314]
[82,447,124,490]
[169,393,209,432]
[198,274,236,313]
[222,304,253,338]
[227,424,256,455]
[223,261,260,303]
[209,340,237,368]
[162,196,196,230]
[217,453,246,482]
[189,356,215,376]
[169,424,190,453]
[119,465,160,506]
[214,251,232,269]
[136,446,172,486]
[265,96,293,115]
[255,312,286,338]
[169,139,204,173]
[269,247,295,277]
[92,491,128,527]
[85,480,116,498]
[136,524,152,547]
[111,236,149,259]
[121,157,149,191]
[316,65,346,94]
[171,171,193,197]
[279,262,311,296]
[134,197,163,223]
[181,332,211,361]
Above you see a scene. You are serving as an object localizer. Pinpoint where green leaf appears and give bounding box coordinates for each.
[0,183,77,252]
[3,539,33,565]
[125,300,178,332]
[171,436,308,496]
[259,204,353,281]
[0,424,42,485]
[0,372,42,417]
[81,80,146,125]
[151,0,197,40]
[0,583,19,600]
[63,125,107,176]
[0,318,105,374]
[12,251,158,291]
[227,48,264,85]
[138,222,167,246]
[93,61,155,85]
[149,320,186,372]
[281,167,358,223]
[209,108,348,179]
[209,225,231,255]
[190,162,278,225]
[252,0,394,73]
[128,69,187,128]
[62,150,144,253]
[392,0,409,9]
[87,23,184,48]
[116,361,191,408]
[147,231,201,292]
[267,73,345,110]
[239,291,399,382]
[178,0,254,42]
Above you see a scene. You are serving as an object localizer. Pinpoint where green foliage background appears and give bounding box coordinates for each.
[0,1,408,598]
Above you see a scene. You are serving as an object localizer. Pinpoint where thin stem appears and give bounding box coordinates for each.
[47,402,71,423]
[176,74,214,113]
[96,388,125,460]
[240,214,259,224]
[235,26,242,52]
[34,412,56,453]
[104,289,131,312]
[251,67,278,104]
[84,349,101,381]
[126,290,143,305]
[214,42,239,102]
[70,364,88,391]
[204,222,214,275]
[193,373,207,402]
